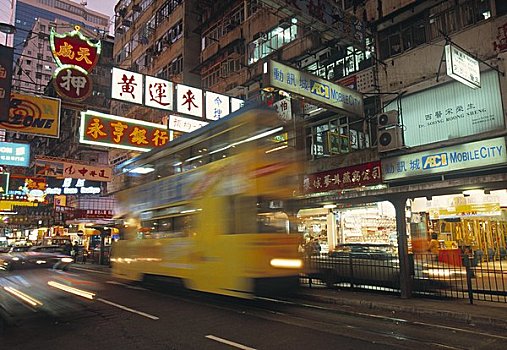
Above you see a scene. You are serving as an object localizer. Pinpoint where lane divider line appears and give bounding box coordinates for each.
[205,335,256,350]
[98,298,159,320]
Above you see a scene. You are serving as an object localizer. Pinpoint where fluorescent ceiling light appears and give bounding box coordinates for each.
[129,167,155,174]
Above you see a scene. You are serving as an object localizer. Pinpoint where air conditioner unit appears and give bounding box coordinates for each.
[377,110,399,127]
[378,126,404,153]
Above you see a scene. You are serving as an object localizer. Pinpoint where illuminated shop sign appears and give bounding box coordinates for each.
[263,60,363,116]
[0,142,30,167]
[168,114,208,133]
[145,75,174,110]
[45,178,101,195]
[401,70,504,147]
[445,44,480,89]
[272,98,291,121]
[79,110,168,152]
[176,84,203,118]
[231,97,245,113]
[205,91,230,121]
[3,92,61,138]
[303,161,382,194]
[382,137,507,181]
[0,45,14,122]
[50,25,101,101]
[111,67,144,105]
[62,161,112,182]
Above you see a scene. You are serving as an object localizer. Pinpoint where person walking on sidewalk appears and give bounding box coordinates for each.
[71,241,80,263]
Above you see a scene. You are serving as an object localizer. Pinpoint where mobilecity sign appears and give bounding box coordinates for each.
[382,137,507,181]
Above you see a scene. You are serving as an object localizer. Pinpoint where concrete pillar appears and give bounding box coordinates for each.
[390,195,412,299]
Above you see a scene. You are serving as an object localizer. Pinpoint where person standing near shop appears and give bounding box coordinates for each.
[428,231,439,258]
[71,241,80,263]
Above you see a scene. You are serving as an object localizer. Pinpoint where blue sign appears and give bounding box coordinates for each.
[382,137,507,181]
[0,142,30,167]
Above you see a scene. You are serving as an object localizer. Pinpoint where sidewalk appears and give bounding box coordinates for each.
[73,263,507,330]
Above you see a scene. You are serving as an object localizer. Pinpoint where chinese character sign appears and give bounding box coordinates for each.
[205,91,230,121]
[111,67,144,105]
[54,67,92,101]
[62,161,112,182]
[303,161,382,194]
[80,110,169,152]
[50,26,101,72]
[273,98,292,121]
[145,75,174,110]
[176,84,203,118]
[231,97,245,113]
[0,142,30,167]
[168,115,208,133]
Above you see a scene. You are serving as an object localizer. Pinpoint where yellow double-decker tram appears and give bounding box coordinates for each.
[110,106,303,298]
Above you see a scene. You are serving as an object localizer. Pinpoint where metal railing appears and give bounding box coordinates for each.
[301,251,507,303]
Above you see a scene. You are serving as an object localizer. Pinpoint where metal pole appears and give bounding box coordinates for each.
[391,195,412,298]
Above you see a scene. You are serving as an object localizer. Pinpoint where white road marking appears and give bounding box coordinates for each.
[106,280,147,291]
[71,266,110,275]
[205,335,256,350]
[98,298,159,320]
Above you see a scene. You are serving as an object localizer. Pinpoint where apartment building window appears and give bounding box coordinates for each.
[202,63,221,89]
[25,60,32,66]
[156,0,184,26]
[35,72,42,80]
[37,53,43,59]
[247,19,298,65]
[202,3,245,50]
[378,0,491,60]
[157,55,183,79]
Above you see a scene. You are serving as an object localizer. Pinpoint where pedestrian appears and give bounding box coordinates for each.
[63,240,72,256]
[71,241,79,263]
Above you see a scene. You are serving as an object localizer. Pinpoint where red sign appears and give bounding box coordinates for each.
[303,161,382,194]
[73,209,113,219]
[50,26,100,73]
[54,67,93,101]
[80,111,169,152]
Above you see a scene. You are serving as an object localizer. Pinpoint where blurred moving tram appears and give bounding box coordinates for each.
[111,107,303,298]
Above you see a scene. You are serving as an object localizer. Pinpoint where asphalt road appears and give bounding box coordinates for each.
[1,266,506,350]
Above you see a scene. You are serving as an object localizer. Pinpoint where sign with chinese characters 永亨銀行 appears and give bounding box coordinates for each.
[79,110,169,152]
[50,25,101,101]
[3,92,61,138]
[263,60,364,117]
[62,161,112,182]
[303,161,382,194]
[382,137,507,181]
[111,67,144,105]
[205,91,230,121]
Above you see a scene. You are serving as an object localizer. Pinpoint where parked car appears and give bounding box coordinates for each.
[0,245,73,271]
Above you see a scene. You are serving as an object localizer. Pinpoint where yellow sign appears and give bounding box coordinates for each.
[1,93,61,138]
[264,60,364,116]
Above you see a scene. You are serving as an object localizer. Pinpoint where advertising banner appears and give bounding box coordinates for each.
[303,161,382,194]
[2,92,61,138]
[401,70,504,147]
[62,161,112,182]
[80,110,168,152]
[0,142,30,167]
[0,45,14,122]
[263,60,363,116]
[382,137,507,181]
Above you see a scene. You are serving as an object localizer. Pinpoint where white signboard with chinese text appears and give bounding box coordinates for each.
[445,44,480,89]
[231,97,245,113]
[111,67,143,105]
[273,98,292,121]
[382,137,507,181]
[402,70,503,147]
[176,84,203,118]
[62,161,113,182]
[168,115,208,133]
[205,91,230,120]
[144,75,173,110]
[264,60,363,116]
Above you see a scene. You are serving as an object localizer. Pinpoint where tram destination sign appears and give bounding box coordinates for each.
[382,137,507,181]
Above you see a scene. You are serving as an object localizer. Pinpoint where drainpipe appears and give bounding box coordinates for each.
[391,195,412,299]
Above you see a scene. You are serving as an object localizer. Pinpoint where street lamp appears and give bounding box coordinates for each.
[0,23,16,46]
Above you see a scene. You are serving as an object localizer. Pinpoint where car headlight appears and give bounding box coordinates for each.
[61,257,74,263]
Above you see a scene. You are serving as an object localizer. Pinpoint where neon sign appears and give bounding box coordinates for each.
[50,25,101,101]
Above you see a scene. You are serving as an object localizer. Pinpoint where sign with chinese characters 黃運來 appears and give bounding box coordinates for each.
[3,92,61,138]
[62,161,112,182]
[303,161,382,194]
[0,142,30,167]
[50,26,101,101]
[401,70,503,147]
[168,115,208,133]
[205,91,230,121]
[111,67,144,105]
[144,75,173,110]
[263,60,364,116]
[382,137,507,181]
[176,84,203,118]
[79,110,169,152]
[445,44,480,89]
